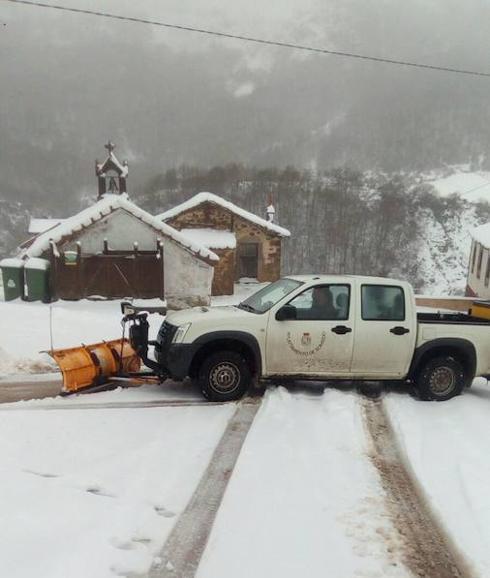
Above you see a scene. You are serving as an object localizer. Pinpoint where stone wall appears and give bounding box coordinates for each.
[166,202,284,293]
[211,248,235,295]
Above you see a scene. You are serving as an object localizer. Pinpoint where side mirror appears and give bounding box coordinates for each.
[276,304,297,321]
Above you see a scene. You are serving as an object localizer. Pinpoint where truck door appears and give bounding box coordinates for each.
[350,283,416,378]
[265,284,354,376]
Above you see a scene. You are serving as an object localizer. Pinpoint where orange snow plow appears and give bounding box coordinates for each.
[469,300,490,321]
[48,339,142,393]
[48,301,169,394]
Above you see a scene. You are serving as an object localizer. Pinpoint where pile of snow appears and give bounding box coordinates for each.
[0,346,53,375]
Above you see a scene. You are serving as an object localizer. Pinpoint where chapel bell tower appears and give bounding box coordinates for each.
[95,141,129,198]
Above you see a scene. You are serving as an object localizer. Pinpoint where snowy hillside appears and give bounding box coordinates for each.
[2,166,490,296]
[415,201,480,295]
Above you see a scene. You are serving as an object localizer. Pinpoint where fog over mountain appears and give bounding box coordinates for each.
[2,0,490,211]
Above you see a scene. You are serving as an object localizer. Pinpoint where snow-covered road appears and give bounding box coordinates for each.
[385,379,490,578]
[2,380,490,577]
[196,387,410,578]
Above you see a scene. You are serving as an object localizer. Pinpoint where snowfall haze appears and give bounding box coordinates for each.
[2,0,490,204]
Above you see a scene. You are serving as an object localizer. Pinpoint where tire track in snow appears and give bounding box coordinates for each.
[0,400,224,411]
[148,398,261,578]
[362,396,473,578]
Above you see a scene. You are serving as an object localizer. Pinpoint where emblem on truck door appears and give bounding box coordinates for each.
[287,331,327,356]
[301,333,311,346]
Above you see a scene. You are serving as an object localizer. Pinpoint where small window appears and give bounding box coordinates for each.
[485,255,490,287]
[288,284,350,321]
[471,242,477,273]
[362,285,405,321]
[477,246,484,279]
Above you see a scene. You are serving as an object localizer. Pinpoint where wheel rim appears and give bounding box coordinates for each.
[429,366,456,395]
[209,362,241,394]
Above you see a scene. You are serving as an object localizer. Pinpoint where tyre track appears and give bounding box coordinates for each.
[362,396,473,578]
[148,398,261,578]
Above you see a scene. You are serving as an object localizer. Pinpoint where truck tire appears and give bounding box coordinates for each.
[198,351,251,402]
[415,356,465,401]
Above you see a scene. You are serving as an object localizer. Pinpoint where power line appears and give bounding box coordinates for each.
[4,0,490,79]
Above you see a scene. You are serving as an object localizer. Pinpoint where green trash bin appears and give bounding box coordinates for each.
[0,258,25,301]
[25,258,51,302]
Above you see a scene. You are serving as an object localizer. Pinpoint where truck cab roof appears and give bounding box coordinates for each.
[284,274,407,285]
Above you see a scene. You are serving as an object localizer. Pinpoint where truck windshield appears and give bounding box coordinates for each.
[238,278,303,314]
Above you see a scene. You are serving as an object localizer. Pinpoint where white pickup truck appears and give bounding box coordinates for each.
[151,275,490,402]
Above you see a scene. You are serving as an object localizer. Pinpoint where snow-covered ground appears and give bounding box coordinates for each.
[197,387,409,578]
[0,398,235,578]
[385,380,490,577]
[3,287,490,577]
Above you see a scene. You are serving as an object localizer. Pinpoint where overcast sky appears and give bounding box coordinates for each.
[2,0,490,208]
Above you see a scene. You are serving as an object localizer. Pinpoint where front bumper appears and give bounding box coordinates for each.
[156,343,194,381]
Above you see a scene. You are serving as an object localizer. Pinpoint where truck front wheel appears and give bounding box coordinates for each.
[198,351,251,402]
[415,356,465,401]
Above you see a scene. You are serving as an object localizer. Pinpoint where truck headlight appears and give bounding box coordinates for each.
[172,323,191,344]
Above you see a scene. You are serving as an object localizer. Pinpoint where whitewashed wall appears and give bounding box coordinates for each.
[164,241,213,308]
[66,209,160,252]
[61,208,214,306]
[467,240,490,298]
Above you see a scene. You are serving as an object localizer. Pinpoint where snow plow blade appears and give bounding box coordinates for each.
[48,339,141,393]
[469,300,490,321]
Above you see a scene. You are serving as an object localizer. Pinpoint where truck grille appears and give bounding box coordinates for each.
[156,321,177,361]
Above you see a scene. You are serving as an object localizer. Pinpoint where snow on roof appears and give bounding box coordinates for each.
[158,192,290,237]
[97,151,128,177]
[180,228,236,249]
[472,223,490,249]
[28,218,65,235]
[22,194,218,262]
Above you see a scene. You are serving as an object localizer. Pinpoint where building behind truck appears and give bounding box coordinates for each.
[466,223,490,298]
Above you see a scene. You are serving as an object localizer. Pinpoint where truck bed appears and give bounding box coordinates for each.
[417,312,490,325]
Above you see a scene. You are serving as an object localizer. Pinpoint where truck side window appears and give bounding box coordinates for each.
[288,284,350,320]
[361,285,405,321]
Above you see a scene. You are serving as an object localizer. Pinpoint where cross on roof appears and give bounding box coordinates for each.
[104,141,116,154]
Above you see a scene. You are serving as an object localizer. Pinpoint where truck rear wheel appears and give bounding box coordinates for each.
[415,356,465,401]
[198,351,251,402]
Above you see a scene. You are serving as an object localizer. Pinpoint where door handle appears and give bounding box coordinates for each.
[331,325,352,335]
[390,326,410,335]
